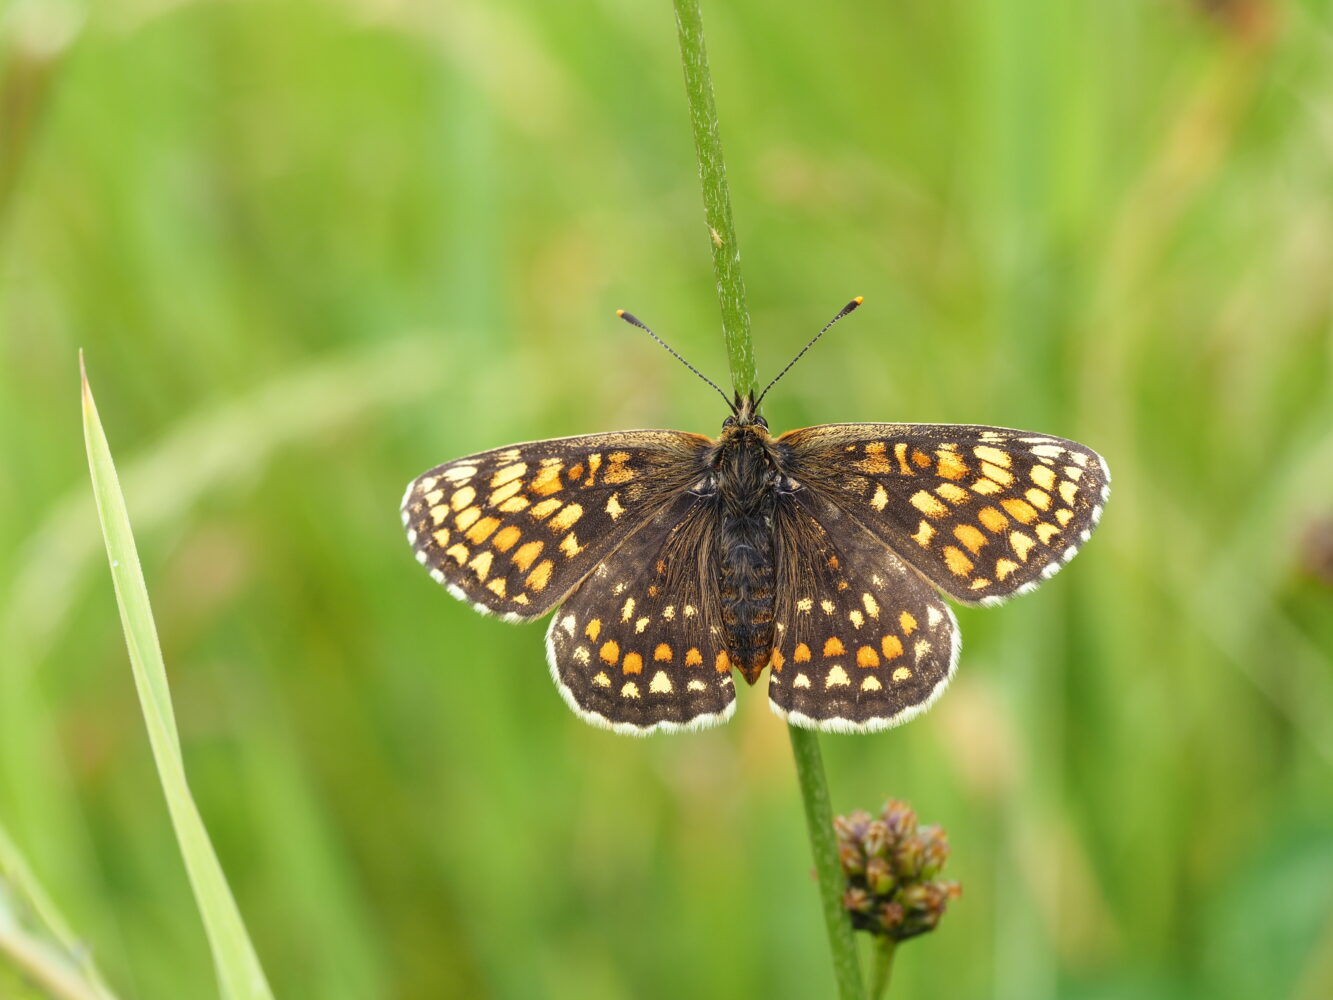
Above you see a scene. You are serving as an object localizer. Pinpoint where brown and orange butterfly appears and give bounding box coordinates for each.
[401,300,1109,734]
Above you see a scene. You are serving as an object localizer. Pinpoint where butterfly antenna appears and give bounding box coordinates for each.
[755,296,864,408]
[616,309,736,413]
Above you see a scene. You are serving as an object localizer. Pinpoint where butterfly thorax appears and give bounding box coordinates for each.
[708,403,781,685]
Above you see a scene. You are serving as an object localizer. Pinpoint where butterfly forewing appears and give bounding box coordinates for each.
[546,492,737,734]
[402,430,709,621]
[780,424,1110,606]
[768,488,958,732]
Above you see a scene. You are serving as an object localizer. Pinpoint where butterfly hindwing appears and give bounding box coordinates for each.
[767,488,959,732]
[402,430,709,621]
[546,492,737,734]
[779,423,1110,606]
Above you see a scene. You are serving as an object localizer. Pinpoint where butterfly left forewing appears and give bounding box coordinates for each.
[402,430,709,621]
[779,423,1109,605]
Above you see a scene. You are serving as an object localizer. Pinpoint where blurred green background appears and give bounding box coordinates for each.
[2,0,1331,997]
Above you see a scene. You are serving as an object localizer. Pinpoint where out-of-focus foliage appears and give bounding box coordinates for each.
[1,0,1330,997]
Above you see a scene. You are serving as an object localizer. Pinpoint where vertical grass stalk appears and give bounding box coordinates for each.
[671,2,864,996]
[81,356,274,1000]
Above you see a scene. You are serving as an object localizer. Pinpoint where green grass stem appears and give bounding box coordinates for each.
[80,355,274,1000]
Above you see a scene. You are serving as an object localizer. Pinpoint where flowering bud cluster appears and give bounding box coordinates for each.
[835,799,961,941]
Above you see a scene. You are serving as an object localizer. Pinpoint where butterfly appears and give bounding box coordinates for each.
[401,299,1109,735]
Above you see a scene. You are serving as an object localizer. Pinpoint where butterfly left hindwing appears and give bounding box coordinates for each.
[402,430,708,621]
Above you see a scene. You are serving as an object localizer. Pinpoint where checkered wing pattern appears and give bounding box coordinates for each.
[768,488,958,732]
[401,430,709,621]
[545,492,737,734]
[780,424,1110,606]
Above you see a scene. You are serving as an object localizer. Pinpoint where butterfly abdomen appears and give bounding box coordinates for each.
[712,423,780,685]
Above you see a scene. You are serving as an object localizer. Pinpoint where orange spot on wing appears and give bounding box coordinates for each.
[978,506,1009,533]
[491,525,522,552]
[943,545,973,576]
[794,642,812,663]
[912,449,932,468]
[823,637,846,657]
[465,516,501,545]
[715,650,731,674]
[881,635,903,660]
[622,652,643,675]
[911,491,948,517]
[953,523,987,554]
[856,646,880,668]
[685,647,703,667]
[654,643,672,662]
[1001,498,1039,524]
[599,640,620,665]
[585,619,602,641]
[899,612,917,635]
[936,450,968,480]
[512,540,544,571]
[529,464,563,495]
[526,559,554,591]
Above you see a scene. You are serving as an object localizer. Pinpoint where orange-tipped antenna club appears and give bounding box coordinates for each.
[616,308,734,412]
[755,297,865,407]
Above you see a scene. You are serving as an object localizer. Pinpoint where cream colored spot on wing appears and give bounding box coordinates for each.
[995,557,1020,580]
[981,462,1014,486]
[936,450,968,480]
[526,559,554,591]
[953,523,987,555]
[424,488,444,506]
[430,504,450,526]
[488,479,523,506]
[1030,465,1057,491]
[942,545,974,576]
[911,490,948,517]
[492,525,522,552]
[1031,444,1065,458]
[794,673,811,689]
[442,465,477,482]
[549,503,583,532]
[820,599,835,615]
[974,445,1011,467]
[1059,480,1080,505]
[1001,498,1039,524]
[450,486,477,511]
[892,666,911,682]
[826,665,851,688]
[466,516,501,545]
[1035,522,1061,545]
[797,597,813,612]
[635,617,649,634]
[936,483,969,504]
[530,498,562,519]
[573,647,591,665]
[592,670,610,687]
[468,550,493,580]
[621,596,636,622]
[446,543,469,565]
[498,496,530,513]
[605,493,625,519]
[455,506,482,531]
[861,675,883,692]
[486,577,507,597]
[972,477,1002,495]
[862,593,880,618]
[926,605,943,627]
[418,476,440,493]
[913,639,931,660]
[978,506,1008,533]
[621,681,640,699]
[559,533,584,558]
[1010,531,1037,562]
[1064,465,1085,481]
[912,520,935,547]
[848,610,865,629]
[1025,488,1052,511]
[432,528,451,547]
[871,483,889,511]
[512,540,544,571]
[687,679,706,692]
[491,463,527,488]
[529,463,563,496]
[650,670,672,694]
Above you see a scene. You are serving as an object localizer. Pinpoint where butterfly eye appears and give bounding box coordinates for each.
[756,416,769,429]
[722,416,736,428]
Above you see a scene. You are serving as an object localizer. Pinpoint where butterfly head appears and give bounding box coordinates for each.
[721,393,769,438]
